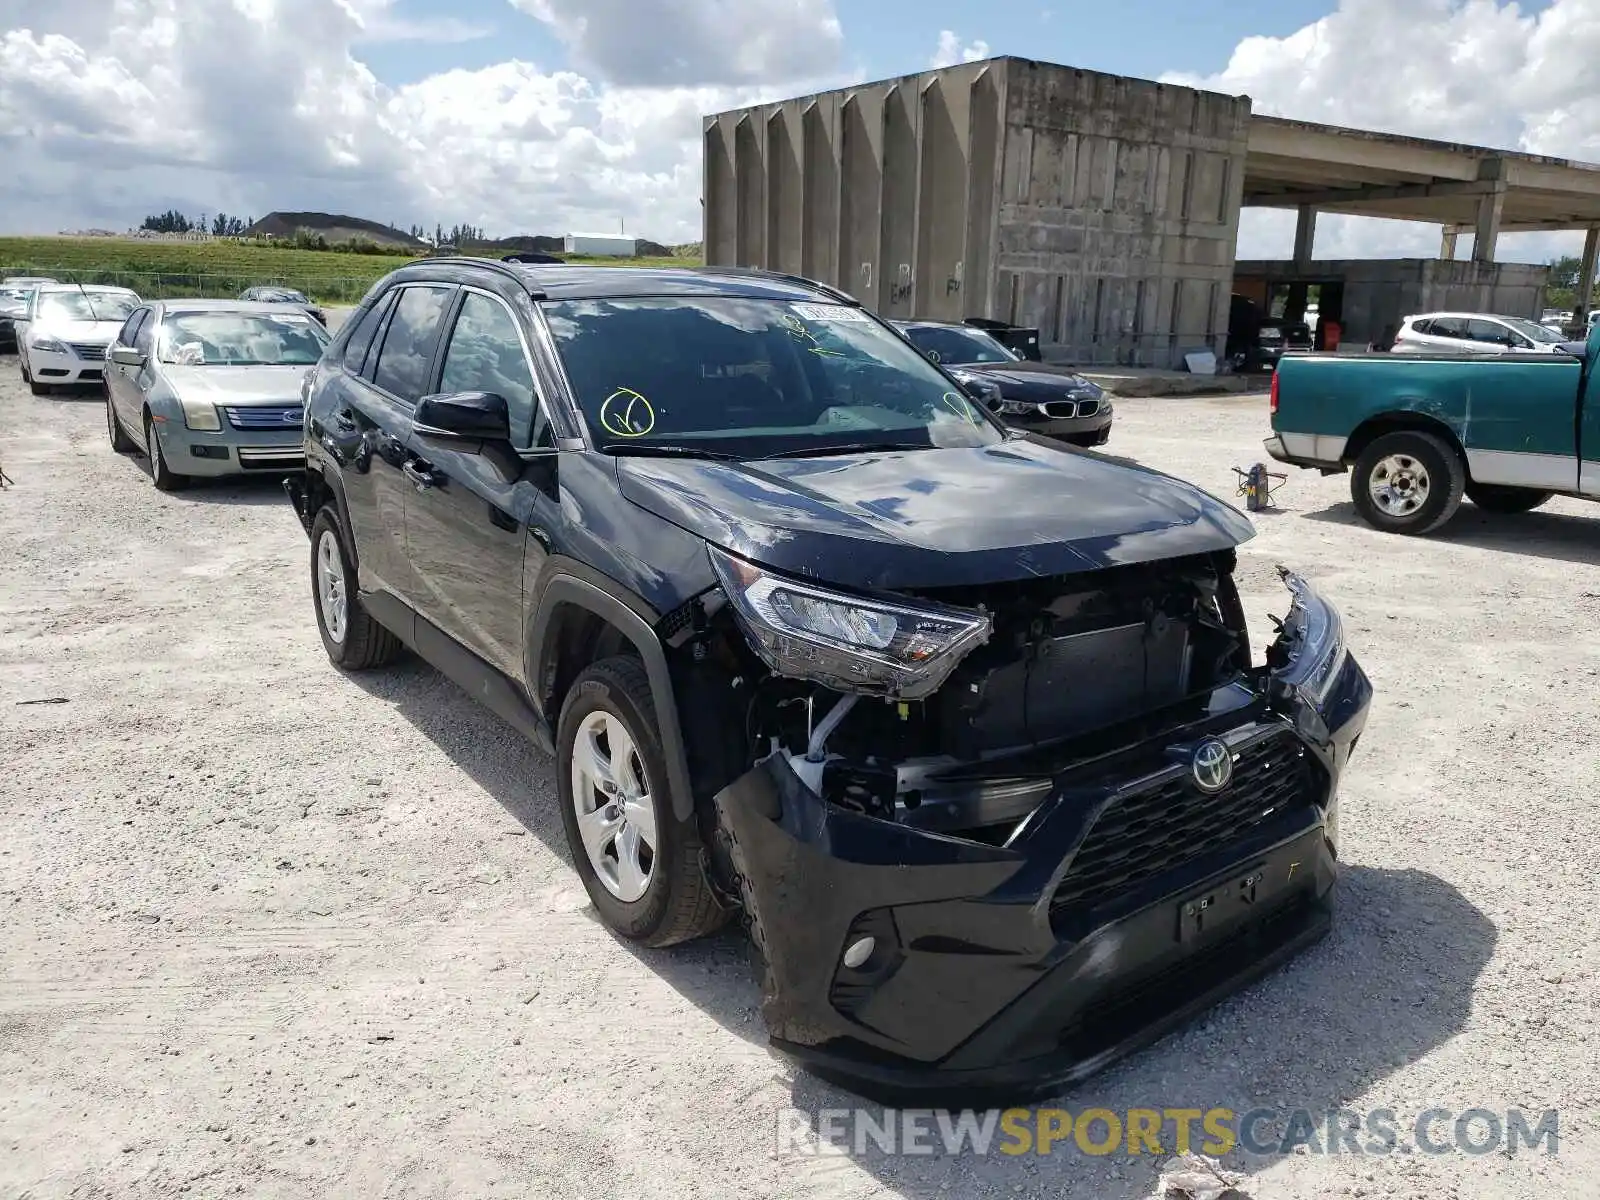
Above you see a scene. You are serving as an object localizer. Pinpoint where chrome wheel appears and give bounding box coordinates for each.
[569,710,657,902]
[1368,453,1431,517]
[315,529,348,643]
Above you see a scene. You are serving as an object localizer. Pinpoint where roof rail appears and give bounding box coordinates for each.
[694,265,860,306]
[404,255,551,297]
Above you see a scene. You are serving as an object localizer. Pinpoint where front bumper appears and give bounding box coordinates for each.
[156,421,305,477]
[715,650,1371,1105]
[28,344,109,384]
[1012,409,1114,445]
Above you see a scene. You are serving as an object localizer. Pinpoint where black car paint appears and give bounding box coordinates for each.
[292,258,1372,1102]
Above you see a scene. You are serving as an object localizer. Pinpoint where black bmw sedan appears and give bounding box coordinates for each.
[895,319,1113,447]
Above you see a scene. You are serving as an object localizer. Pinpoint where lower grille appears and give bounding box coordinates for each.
[1050,732,1316,913]
[224,405,302,430]
[236,446,304,469]
[69,342,108,360]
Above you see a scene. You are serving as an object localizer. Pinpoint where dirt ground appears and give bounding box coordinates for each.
[1,363,1597,1200]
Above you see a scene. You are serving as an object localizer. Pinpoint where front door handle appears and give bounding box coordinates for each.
[402,460,437,491]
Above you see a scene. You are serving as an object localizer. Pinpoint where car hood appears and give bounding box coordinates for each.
[161,364,312,404]
[33,319,123,342]
[957,361,1098,390]
[616,437,1254,591]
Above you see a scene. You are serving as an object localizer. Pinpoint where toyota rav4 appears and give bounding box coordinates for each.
[286,259,1372,1103]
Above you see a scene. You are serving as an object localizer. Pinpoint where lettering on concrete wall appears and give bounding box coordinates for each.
[891,263,913,304]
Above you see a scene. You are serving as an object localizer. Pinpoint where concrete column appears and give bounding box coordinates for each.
[1439,226,1458,261]
[1575,226,1599,325]
[1472,159,1507,264]
[1292,205,1317,267]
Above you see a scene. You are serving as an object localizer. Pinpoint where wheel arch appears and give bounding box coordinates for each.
[529,573,698,823]
[305,465,361,572]
[1344,411,1467,470]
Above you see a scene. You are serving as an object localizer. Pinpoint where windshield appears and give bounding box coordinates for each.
[36,291,138,323]
[900,324,1018,365]
[542,297,1002,455]
[1503,317,1563,344]
[157,311,330,366]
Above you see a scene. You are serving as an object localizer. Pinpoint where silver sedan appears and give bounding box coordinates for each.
[103,300,331,490]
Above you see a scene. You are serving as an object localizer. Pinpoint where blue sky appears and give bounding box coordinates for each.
[357,0,1339,89]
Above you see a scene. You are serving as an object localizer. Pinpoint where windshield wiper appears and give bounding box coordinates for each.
[599,443,745,461]
[756,441,930,460]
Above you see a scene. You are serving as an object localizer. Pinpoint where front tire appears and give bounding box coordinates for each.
[309,505,402,670]
[1466,481,1552,514]
[556,656,725,948]
[1351,430,1465,535]
[144,414,189,492]
[29,379,49,397]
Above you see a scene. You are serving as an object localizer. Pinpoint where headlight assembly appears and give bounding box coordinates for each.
[179,397,221,432]
[31,336,68,354]
[709,546,991,700]
[1271,567,1347,709]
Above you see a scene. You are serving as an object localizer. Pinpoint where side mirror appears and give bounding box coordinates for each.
[111,346,145,367]
[1556,341,1588,357]
[414,390,511,443]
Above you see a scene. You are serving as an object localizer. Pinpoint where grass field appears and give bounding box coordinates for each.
[0,237,700,303]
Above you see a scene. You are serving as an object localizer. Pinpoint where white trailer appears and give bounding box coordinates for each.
[563,233,637,257]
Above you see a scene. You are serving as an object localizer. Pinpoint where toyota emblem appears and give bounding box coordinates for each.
[1191,738,1233,794]
[283,410,301,423]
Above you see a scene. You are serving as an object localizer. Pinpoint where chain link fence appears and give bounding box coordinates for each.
[1,266,379,305]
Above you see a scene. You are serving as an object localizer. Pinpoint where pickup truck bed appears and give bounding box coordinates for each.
[1266,333,1600,534]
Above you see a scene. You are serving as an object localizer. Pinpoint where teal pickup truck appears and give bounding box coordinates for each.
[1266,323,1600,534]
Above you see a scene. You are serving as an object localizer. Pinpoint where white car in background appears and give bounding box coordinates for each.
[16,285,141,395]
[1389,311,1571,355]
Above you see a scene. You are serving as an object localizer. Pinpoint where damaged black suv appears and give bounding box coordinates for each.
[287,259,1372,1102]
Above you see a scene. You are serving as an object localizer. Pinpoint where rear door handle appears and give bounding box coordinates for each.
[402,460,437,491]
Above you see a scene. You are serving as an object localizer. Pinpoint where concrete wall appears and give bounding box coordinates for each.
[703,57,1250,367]
[1233,259,1550,346]
[703,61,999,319]
[994,62,1249,366]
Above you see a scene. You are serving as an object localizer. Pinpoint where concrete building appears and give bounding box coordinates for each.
[704,57,1600,368]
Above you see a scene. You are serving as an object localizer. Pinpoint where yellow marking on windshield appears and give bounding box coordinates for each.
[780,313,845,358]
[940,390,980,426]
[599,387,656,437]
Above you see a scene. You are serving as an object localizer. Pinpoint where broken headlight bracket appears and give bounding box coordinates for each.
[1268,565,1348,739]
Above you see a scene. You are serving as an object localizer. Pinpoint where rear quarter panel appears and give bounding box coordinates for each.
[1273,352,1581,458]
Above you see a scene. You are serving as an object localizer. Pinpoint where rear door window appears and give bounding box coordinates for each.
[1429,317,1468,340]
[371,285,454,402]
[342,290,397,375]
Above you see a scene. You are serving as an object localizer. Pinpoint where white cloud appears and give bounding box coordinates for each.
[1170,0,1600,262]
[930,30,991,69]
[511,0,843,87]
[0,0,846,243]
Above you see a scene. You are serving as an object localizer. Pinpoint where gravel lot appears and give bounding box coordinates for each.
[1,362,1597,1200]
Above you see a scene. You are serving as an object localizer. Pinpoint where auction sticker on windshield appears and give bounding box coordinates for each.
[791,303,867,322]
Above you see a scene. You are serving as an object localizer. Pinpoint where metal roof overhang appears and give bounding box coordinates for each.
[1243,115,1600,233]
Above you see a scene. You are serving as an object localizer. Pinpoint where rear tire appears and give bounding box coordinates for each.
[107,395,135,452]
[556,656,725,948]
[1465,481,1552,514]
[144,414,189,492]
[1351,430,1465,535]
[309,505,402,670]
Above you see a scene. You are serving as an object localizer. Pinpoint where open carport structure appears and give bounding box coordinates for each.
[1245,115,1600,317]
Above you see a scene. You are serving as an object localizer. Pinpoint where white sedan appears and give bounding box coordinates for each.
[16,285,141,396]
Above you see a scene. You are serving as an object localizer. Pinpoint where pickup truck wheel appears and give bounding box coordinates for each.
[557,656,725,948]
[1465,482,1553,514]
[1351,431,1464,535]
[309,505,402,669]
